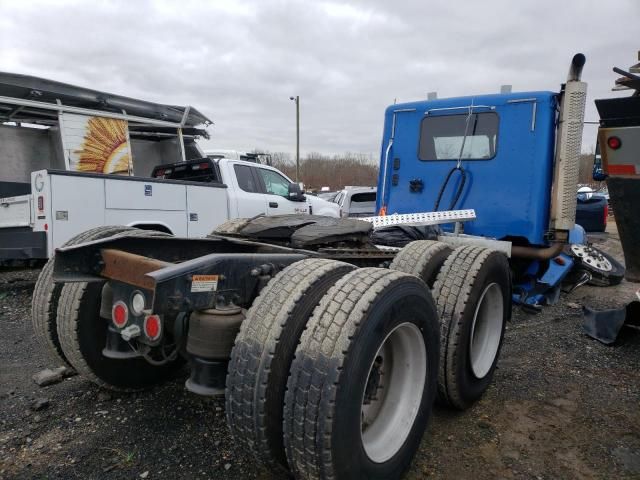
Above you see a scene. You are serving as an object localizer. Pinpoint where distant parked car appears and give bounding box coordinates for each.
[576,186,608,232]
[334,187,377,217]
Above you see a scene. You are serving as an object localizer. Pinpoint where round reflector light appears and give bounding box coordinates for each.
[112,301,128,328]
[144,315,161,341]
[130,291,146,316]
[607,136,621,150]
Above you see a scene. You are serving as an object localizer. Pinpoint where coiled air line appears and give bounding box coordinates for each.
[433,102,475,211]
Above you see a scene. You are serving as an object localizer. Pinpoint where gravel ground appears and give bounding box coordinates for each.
[1,224,639,480]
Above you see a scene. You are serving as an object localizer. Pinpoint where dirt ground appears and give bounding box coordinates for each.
[1,223,639,480]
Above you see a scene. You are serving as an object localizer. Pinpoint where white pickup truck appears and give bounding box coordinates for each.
[0,156,338,261]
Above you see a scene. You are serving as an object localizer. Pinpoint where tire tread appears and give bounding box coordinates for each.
[31,226,132,366]
[432,245,508,409]
[390,240,453,287]
[283,268,415,480]
[55,228,169,389]
[225,258,354,471]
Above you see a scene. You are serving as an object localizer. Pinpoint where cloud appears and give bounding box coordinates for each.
[0,0,638,156]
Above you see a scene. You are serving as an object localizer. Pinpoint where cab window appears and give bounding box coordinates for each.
[257,168,290,196]
[419,112,499,161]
[234,164,260,193]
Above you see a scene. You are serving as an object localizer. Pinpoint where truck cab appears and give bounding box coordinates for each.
[377,92,559,248]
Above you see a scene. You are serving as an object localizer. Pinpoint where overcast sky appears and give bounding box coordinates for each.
[1,0,638,158]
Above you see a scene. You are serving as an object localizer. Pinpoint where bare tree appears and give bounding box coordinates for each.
[256,150,379,191]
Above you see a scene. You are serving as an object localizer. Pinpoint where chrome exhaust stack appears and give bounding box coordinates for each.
[549,53,587,241]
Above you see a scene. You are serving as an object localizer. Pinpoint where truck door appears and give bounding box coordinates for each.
[255,167,306,215]
[231,164,268,217]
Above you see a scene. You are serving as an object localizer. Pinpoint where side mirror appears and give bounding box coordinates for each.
[288,183,305,202]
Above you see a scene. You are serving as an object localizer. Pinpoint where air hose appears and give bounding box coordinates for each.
[434,165,466,211]
[433,102,474,211]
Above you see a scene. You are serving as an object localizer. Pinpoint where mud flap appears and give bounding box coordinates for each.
[582,301,640,344]
[607,176,640,283]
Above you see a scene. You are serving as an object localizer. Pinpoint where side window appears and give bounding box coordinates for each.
[351,192,376,204]
[419,112,499,161]
[257,168,290,196]
[234,164,260,193]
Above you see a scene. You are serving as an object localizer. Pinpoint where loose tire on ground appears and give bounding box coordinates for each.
[225,258,355,472]
[390,240,453,288]
[568,244,625,287]
[284,268,439,480]
[31,226,133,367]
[56,228,179,390]
[432,246,511,410]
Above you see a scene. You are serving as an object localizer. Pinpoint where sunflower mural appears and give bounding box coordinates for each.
[69,116,132,174]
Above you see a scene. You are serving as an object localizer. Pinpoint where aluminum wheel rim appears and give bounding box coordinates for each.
[360,322,426,463]
[570,244,613,272]
[469,283,503,379]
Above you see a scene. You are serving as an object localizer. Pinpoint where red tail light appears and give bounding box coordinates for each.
[112,301,128,328]
[144,315,162,341]
[607,136,622,150]
[37,196,44,211]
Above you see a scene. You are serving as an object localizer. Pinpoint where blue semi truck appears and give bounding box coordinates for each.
[33,55,589,480]
[375,53,619,308]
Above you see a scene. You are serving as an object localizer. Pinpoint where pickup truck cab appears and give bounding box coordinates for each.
[152,156,339,218]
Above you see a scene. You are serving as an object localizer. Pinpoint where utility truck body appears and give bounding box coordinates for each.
[0,73,337,262]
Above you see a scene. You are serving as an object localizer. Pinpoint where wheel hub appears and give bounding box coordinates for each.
[570,244,613,272]
[469,283,504,379]
[360,322,426,464]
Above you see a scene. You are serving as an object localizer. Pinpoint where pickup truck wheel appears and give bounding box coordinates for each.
[31,226,133,367]
[432,246,511,410]
[283,268,439,480]
[225,258,355,472]
[56,229,178,390]
[390,240,453,288]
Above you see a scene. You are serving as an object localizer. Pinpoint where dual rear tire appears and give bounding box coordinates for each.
[31,226,180,390]
[32,226,136,367]
[391,241,511,410]
[431,246,511,409]
[227,245,511,479]
[226,260,440,480]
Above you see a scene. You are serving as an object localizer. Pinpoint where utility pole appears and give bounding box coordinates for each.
[290,95,300,182]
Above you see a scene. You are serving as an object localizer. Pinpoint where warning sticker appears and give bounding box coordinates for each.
[191,274,219,292]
